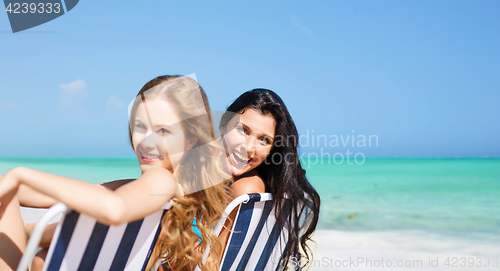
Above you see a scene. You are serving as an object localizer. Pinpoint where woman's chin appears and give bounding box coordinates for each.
[139,163,160,172]
[139,164,151,172]
[229,165,251,177]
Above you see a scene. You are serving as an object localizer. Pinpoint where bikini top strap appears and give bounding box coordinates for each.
[225,170,252,190]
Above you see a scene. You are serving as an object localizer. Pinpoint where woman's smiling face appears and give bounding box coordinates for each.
[222,108,276,176]
[131,98,190,173]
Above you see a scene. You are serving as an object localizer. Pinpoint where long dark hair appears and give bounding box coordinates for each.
[220,89,320,269]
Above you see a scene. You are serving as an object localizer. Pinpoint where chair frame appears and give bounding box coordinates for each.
[196,193,284,271]
[17,202,172,271]
[18,203,69,271]
[196,192,314,271]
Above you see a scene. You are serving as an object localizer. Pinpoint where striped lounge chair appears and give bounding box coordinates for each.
[17,201,172,271]
[196,193,314,271]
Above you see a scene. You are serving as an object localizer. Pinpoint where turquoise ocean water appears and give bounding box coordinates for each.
[1,157,499,238]
[304,157,500,237]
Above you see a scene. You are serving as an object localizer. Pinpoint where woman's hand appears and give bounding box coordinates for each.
[0,168,21,217]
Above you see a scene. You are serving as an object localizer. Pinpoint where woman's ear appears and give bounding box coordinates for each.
[186,136,198,150]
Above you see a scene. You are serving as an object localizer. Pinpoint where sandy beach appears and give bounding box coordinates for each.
[21,207,500,271]
[309,230,500,271]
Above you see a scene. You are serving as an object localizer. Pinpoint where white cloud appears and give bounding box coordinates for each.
[291,16,316,40]
[59,79,87,94]
[59,79,88,111]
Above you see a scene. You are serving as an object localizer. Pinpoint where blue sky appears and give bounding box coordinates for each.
[1,0,499,157]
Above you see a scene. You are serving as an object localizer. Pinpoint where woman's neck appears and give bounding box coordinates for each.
[234,169,255,181]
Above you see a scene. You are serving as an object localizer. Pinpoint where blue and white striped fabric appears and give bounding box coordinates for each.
[37,202,172,271]
[218,193,291,271]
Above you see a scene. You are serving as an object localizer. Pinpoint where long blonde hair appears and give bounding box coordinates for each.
[129,75,230,271]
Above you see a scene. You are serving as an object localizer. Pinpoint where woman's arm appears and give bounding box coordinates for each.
[0,167,178,225]
[100,179,135,191]
[17,184,58,208]
[22,180,136,247]
[1,171,134,209]
[17,179,135,209]
[2,173,57,208]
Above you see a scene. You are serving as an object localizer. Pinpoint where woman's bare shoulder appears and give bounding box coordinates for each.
[112,168,177,193]
[140,167,176,185]
[230,173,266,198]
[112,167,180,201]
[99,168,173,190]
[100,179,135,191]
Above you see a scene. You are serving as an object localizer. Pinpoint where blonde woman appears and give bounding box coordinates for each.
[0,75,230,271]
